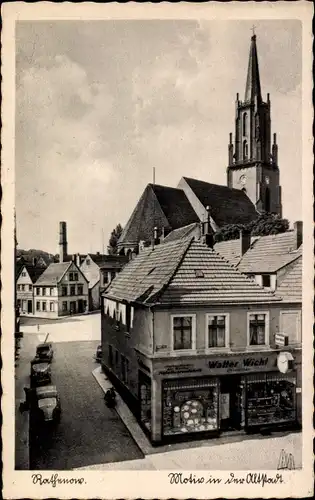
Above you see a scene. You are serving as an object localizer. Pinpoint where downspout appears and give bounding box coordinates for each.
[151,306,155,355]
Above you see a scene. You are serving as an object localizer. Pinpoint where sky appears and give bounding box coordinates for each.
[15,19,302,255]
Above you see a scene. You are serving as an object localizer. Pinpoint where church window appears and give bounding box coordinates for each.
[265,187,271,213]
[243,113,247,136]
[243,140,248,160]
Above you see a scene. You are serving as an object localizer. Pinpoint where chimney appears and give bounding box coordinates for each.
[294,221,303,249]
[159,227,165,244]
[204,206,214,249]
[240,229,251,256]
[153,226,160,246]
[76,253,81,267]
[59,221,68,263]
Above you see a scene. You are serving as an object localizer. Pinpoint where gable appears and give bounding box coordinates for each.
[17,266,32,284]
[60,261,88,284]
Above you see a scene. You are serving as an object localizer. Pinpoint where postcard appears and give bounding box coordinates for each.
[1,1,313,498]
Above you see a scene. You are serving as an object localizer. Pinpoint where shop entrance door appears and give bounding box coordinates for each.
[220,375,242,431]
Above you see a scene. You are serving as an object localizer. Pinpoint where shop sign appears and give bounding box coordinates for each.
[277,352,294,374]
[208,356,269,372]
[159,364,202,376]
[275,333,289,347]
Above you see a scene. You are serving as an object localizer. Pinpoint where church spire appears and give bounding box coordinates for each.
[244,33,262,103]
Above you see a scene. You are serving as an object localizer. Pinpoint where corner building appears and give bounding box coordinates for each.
[101,237,301,444]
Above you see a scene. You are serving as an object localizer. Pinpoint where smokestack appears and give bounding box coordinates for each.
[240,229,251,256]
[293,221,303,250]
[59,221,68,263]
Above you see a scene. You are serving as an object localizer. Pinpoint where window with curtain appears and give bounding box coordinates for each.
[173,316,193,350]
[207,315,226,347]
[249,314,266,345]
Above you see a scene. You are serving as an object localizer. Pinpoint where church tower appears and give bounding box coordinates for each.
[227,33,282,216]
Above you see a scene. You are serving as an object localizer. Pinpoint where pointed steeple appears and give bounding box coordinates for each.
[244,34,262,103]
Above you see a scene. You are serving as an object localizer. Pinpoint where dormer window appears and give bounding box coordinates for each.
[195,270,204,278]
[262,274,271,288]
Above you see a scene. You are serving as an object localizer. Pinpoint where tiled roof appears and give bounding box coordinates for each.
[118,183,199,247]
[214,239,244,266]
[35,262,71,285]
[163,222,201,244]
[182,177,257,227]
[275,257,302,302]
[104,238,281,306]
[237,231,302,273]
[105,238,192,303]
[159,240,280,306]
[23,264,46,283]
[99,255,128,270]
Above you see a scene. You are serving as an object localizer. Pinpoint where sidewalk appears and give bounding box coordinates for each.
[92,366,302,471]
[15,333,31,469]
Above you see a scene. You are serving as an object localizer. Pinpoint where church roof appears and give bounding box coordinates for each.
[182,177,257,227]
[118,183,199,248]
[244,34,262,103]
[104,238,281,307]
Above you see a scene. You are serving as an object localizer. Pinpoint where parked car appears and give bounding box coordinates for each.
[35,342,54,362]
[30,358,51,387]
[33,385,61,424]
[94,344,102,362]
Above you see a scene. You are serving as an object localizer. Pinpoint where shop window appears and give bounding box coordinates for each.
[140,376,151,432]
[115,349,119,370]
[163,378,219,436]
[36,301,40,311]
[172,315,196,351]
[62,301,67,312]
[70,285,76,296]
[108,344,113,367]
[248,313,268,346]
[246,373,296,426]
[121,355,129,384]
[207,314,229,348]
[42,301,47,312]
[262,275,271,288]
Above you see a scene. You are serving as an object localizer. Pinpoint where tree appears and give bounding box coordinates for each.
[107,224,123,255]
[214,212,290,243]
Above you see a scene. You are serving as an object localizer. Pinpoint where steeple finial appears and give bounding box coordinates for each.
[244,31,262,103]
[251,25,256,38]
